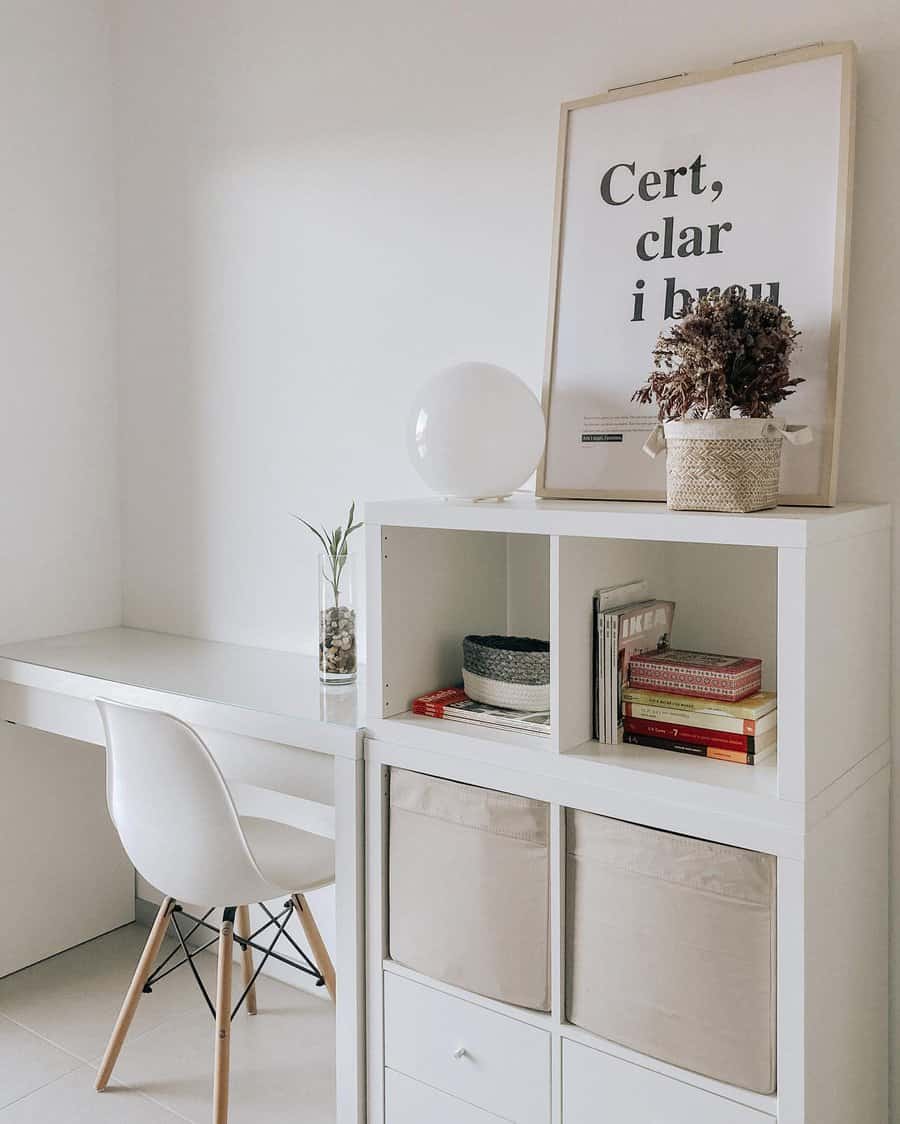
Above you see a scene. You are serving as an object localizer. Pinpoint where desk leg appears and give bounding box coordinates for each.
[334,753,365,1124]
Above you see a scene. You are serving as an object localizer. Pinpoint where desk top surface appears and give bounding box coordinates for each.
[0,628,364,754]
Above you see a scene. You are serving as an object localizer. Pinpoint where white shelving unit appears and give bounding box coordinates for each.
[364,497,891,1124]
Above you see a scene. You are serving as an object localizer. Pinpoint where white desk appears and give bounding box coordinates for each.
[0,626,366,1124]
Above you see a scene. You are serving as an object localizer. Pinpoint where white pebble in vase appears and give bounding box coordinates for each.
[408,362,546,500]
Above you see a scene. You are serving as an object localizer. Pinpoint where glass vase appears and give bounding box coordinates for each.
[318,552,357,684]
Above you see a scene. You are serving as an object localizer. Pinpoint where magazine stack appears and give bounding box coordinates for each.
[411,686,551,736]
[592,578,674,743]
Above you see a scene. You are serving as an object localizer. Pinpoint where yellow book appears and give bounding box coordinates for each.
[621,687,776,721]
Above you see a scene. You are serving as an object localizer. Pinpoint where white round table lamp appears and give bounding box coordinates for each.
[408,362,546,500]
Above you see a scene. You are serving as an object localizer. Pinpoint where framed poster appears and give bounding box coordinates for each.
[537,42,856,504]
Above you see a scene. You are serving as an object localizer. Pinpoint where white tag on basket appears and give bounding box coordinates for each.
[642,424,666,458]
[767,421,813,445]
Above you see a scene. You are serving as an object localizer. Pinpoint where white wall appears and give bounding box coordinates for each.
[0,0,132,979]
[111,0,900,1110]
[0,0,120,644]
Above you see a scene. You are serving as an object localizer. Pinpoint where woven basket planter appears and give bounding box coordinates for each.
[463,635,550,712]
[644,418,812,514]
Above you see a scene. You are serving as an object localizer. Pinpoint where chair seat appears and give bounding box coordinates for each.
[239,816,335,896]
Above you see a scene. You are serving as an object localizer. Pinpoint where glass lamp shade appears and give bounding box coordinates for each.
[408,362,546,499]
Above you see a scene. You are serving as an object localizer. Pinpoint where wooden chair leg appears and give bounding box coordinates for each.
[213,908,235,1124]
[95,897,175,1091]
[291,893,335,1001]
[236,905,257,1016]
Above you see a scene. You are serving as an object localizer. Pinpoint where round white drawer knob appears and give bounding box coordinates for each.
[452,1046,468,1060]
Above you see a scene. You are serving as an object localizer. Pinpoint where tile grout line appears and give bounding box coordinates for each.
[0,1013,83,1116]
[0,1074,78,1116]
[0,943,224,1070]
[0,1070,194,1122]
[0,1011,194,1123]
[0,1011,92,1067]
[0,934,329,1123]
[0,1005,198,1086]
[128,1085,200,1124]
[0,1009,108,1071]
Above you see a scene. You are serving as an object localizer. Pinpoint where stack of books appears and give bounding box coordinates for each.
[412,686,551,736]
[592,578,675,743]
[622,650,775,765]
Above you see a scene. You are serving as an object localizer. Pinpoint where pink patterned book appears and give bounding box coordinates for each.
[627,649,762,703]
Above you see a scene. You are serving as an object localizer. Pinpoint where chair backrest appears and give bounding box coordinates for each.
[96,699,272,907]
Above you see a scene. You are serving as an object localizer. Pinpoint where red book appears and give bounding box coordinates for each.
[412,687,468,717]
[623,716,764,753]
[627,649,762,702]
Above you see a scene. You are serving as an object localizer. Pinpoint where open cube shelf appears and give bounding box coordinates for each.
[366,497,890,811]
[371,525,551,723]
[552,535,776,752]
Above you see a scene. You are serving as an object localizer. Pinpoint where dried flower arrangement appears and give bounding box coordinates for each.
[632,288,802,420]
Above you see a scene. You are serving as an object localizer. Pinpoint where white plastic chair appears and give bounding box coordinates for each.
[94,699,336,1124]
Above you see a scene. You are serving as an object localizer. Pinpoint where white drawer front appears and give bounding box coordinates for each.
[384,972,550,1124]
[385,1069,506,1124]
[563,1039,775,1124]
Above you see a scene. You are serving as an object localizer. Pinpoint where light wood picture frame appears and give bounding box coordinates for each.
[536,42,856,505]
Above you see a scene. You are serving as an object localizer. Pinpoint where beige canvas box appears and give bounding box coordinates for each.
[389,769,551,1011]
[566,809,776,1093]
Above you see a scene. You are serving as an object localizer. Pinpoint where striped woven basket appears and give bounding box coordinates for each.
[462,635,550,712]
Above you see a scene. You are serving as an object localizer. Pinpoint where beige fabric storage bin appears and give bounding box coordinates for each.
[389,769,550,1011]
[566,810,776,1093]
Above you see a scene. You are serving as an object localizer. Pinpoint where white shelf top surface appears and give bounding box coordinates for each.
[0,627,364,753]
[370,711,785,817]
[374,710,775,793]
[366,494,890,547]
[367,712,819,855]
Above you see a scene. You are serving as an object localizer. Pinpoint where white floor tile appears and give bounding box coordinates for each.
[0,1066,188,1122]
[0,923,336,1123]
[113,972,335,1124]
[0,1016,81,1110]
[0,924,217,1064]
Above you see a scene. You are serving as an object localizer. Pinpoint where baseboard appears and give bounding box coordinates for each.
[134,897,328,1000]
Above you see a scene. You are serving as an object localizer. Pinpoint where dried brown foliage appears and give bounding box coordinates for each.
[633,288,802,421]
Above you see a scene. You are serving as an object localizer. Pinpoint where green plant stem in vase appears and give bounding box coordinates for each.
[294,502,363,684]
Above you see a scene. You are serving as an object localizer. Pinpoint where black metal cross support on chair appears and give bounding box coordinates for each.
[141,901,327,1022]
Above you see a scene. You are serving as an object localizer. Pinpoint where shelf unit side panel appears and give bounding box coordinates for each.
[775,855,805,1124]
[376,526,508,717]
[804,529,891,799]
[506,533,551,640]
[365,523,386,723]
[553,537,670,752]
[803,767,890,1124]
[550,804,565,1124]
[365,755,390,1124]
[777,549,807,802]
